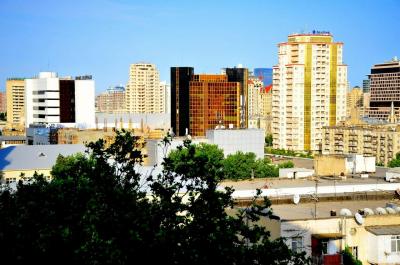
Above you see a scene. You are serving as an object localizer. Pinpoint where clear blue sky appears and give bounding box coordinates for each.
[1,0,399,93]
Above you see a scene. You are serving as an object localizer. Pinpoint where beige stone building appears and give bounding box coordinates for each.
[272,32,347,152]
[96,85,125,113]
[6,78,25,128]
[0,91,6,113]
[346,86,363,117]
[321,122,400,165]
[125,63,164,113]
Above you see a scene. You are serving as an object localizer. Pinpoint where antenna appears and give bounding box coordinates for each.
[354,213,364,225]
[293,194,300,205]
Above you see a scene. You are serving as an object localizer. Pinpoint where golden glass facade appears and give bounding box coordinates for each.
[189,75,240,136]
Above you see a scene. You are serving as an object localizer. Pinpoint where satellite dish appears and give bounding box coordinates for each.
[354,213,364,225]
[394,206,400,213]
[386,207,396,214]
[375,207,387,215]
[293,194,300,205]
[339,208,352,216]
[363,208,375,216]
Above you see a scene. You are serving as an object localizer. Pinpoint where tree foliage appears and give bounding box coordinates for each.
[0,131,309,265]
[265,134,273,147]
[342,246,362,265]
[388,152,400,167]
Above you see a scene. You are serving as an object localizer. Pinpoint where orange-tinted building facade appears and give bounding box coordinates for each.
[189,74,240,136]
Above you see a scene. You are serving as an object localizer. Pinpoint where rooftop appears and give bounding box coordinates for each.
[0,144,86,171]
[271,199,398,221]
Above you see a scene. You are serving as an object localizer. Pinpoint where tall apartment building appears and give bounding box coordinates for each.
[365,58,400,120]
[248,76,264,128]
[189,74,240,136]
[171,67,194,136]
[96,85,125,113]
[125,63,164,114]
[25,72,95,128]
[321,123,400,166]
[346,87,363,117]
[160,81,170,113]
[6,78,25,127]
[0,91,6,113]
[272,32,347,151]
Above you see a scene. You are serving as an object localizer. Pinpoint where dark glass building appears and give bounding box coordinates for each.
[225,67,249,128]
[171,67,194,136]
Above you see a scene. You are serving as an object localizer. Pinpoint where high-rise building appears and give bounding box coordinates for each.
[272,32,347,151]
[363,58,400,120]
[6,78,25,127]
[0,91,6,113]
[254,68,273,87]
[248,75,264,128]
[96,85,125,113]
[160,81,170,113]
[125,63,163,114]
[25,72,95,128]
[346,86,363,117]
[225,67,249,128]
[171,67,194,136]
[189,74,240,136]
[362,79,370,93]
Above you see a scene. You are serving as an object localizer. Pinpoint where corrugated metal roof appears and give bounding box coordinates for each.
[0,145,86,171]
[365,225,400,235]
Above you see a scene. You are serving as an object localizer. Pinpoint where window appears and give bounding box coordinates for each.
[391,235,400,252]
[291,237,303,253]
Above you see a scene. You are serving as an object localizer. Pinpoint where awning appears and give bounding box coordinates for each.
[365,225,400,235]
[312,233,343,239]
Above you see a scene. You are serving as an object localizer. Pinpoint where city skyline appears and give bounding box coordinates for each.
[1,0,400,93]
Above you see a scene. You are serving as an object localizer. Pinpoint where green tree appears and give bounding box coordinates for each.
[265,134,273,147]
[388,152,400,167]
[223,151,258,180]
[342,246,362,265]
[0,131,309,265]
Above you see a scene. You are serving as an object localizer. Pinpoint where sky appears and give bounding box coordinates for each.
[1,0,399,94]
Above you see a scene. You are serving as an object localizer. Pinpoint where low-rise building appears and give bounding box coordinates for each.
[0,136,26,148]
[266,200,400,265]
[314,154,375,177]
[0,144,85,183]
[321,123,400,166]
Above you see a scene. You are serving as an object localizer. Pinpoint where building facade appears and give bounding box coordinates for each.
[365,58,400,121]
[6,78,25,127]
[248,75,264,128]
[171,67,194,136]
[362,79,370,93]
[272,32,347,151]
[321,123,400,165]
[25,72,95,128]
[189,74,240,136]
[95,85,125,113]
[225,67,249,128]
[0,91,6,113]
[346,87,363,117]
[125,63,163,114]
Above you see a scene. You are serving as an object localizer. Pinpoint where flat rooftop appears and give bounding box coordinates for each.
[271,199,398,221]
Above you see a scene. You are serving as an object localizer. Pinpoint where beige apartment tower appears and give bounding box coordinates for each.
[272,32,347,151]
[125,63,164,113]
[6,78,25,127]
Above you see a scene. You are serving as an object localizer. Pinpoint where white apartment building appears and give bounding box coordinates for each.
[272,32,347,151]
[25,72,95,128]
[125,63,164,113]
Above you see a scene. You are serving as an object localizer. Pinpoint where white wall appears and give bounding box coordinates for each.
[367,235,400,264]
[74,80,95,129]
[206,129,265,159]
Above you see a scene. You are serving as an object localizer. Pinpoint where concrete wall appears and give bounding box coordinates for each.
[206,129,265,159]
[314,155,349,176]
[2,169,51,183]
